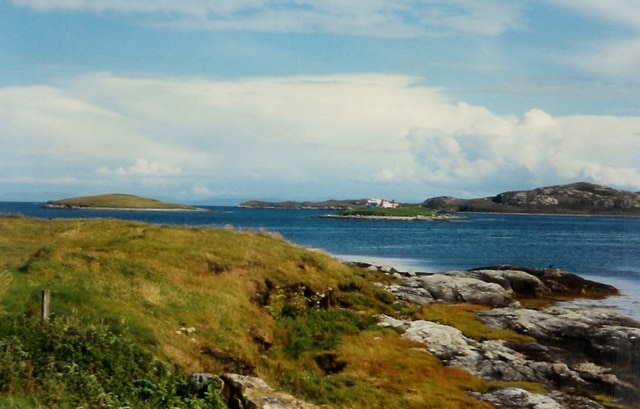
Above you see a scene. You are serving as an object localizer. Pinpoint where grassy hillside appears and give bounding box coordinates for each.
[0,216,537,408]
[45,193,198,210]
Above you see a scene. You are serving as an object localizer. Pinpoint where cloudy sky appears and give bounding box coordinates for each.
[2,1,640,204]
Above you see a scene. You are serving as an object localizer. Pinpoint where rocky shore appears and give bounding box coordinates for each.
[194,264,638,408]
[376,264,638,408]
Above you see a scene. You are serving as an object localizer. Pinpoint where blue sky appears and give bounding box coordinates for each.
[1,1,640,204]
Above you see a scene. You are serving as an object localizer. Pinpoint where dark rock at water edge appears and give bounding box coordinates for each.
[383,264,618,308]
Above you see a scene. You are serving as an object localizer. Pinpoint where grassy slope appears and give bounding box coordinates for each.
[0,216,542,408]
[46,193,197,210]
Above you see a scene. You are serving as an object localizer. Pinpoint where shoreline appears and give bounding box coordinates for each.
[338,254,640,321]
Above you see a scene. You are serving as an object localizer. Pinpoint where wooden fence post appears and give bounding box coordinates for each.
[41,289,51,320]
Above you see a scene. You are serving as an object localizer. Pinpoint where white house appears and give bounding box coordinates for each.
[366,197,398,208]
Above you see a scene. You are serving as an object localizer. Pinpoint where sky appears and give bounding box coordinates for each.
[1,1,640,204]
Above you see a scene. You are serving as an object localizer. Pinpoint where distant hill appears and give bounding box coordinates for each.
[423,182,640,215]
[44,193,200,211]
[238,199,370,209]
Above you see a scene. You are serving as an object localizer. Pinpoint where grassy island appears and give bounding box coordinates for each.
[44,193,200,211]
[0,215,537,408]
[339,205,439,217]
[331,205,466,220]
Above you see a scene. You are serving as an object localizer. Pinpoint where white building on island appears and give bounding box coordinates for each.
[366,197,399,208]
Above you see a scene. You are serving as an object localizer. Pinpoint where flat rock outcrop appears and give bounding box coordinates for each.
[386,265,618,307]
[215,374,319,409]
[423,182,640,215]
[475,387,605,409]
[380,265,637,408]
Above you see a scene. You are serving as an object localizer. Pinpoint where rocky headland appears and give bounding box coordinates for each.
[373,264,638,408]
[195,264,638,408]
[423,182,640,215]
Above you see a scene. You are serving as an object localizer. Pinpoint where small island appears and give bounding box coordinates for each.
[43,193,204,211]
[423,182,640,215]
[325,202,464,221]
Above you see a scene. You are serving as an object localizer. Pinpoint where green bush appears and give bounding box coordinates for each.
[280,309,379,359]
[0,313,226,408]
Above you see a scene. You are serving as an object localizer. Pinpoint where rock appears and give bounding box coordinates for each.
[469,265,618,299]
[465,268,550,298]
[386,266,618,308]
[391,317,586,388]
[380,265,636,406]
[402,320,476,363]
[478,306,640,402]
[476,387,564,409]
[474,387,607,409]
[388,272,514,307]
[378,315,607,407]
[423,182,640,215]
[189,373,216,394]
[221,373,319,409]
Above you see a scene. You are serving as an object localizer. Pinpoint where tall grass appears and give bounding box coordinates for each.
[0,216,521,408]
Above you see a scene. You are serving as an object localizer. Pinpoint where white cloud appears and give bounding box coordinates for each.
[11,0,522,37]
[2,73,640,201]
[567,37,640,78]
[545,0,640,30]
[191,185,213,196]
[404,109,562,185]
[544,0,640,80]
[97,159,182,176]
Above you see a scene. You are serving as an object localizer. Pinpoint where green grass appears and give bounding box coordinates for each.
[0,314,225,408]
[0,215,551,408]
[45,193,197,210]
[412,303,536,343]
[339,205,438,217]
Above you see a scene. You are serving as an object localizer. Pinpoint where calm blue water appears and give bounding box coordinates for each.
[2,202,639,318]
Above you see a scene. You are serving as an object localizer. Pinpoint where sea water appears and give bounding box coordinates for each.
[2,202,639,320]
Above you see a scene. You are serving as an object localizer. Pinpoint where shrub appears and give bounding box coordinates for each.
[0,313,225,408]
[280,309,379,359]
